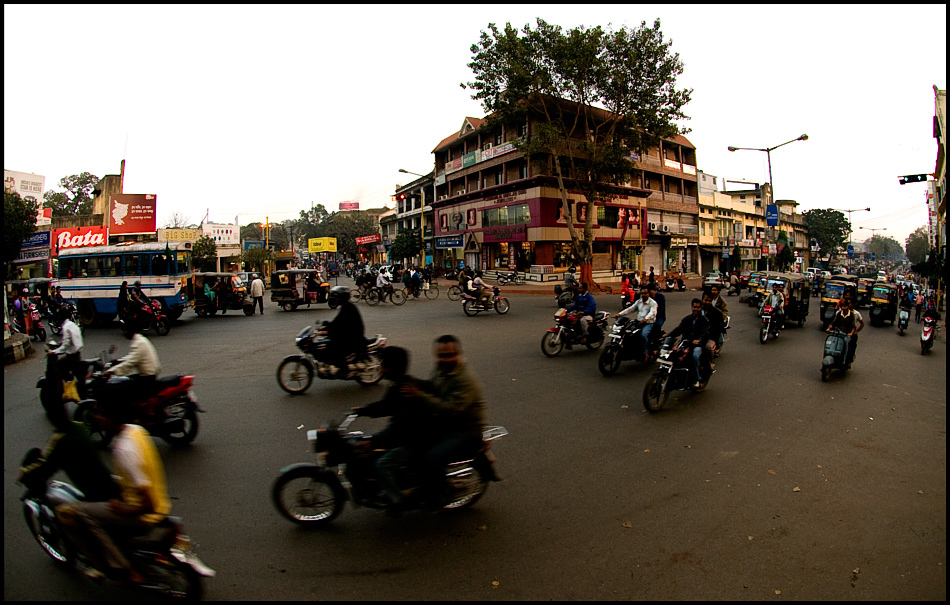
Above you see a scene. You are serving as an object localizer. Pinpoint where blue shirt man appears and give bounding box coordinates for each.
[567,283,597,339]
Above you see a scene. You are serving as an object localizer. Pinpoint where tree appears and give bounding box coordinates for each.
[241,248,272,274]
[4,190,39,268]
[465,18,692,289]
[43,172,98,217]
[905,226,930,265]
[389,229,423,265]
[866,234,903,261]
[803,209,849,265]
[192,235,218,271]
[162,212,194,229]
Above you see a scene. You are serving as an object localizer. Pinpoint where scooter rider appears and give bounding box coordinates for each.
[666,299,711,388]
[566,282,597,342]
[826,295,864,369]
[616,286,657,359]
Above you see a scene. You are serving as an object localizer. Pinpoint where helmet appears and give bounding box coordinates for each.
[329,286,351,304]
[133,281,142,288]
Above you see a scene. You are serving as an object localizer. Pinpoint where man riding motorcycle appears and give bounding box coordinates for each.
[702,292,725,364]
[321,286,367,375]
[566,282,597,342]
[762,282,786,330]
[665,299,711,389]
[107,321,161,392]
[615,286,657,359]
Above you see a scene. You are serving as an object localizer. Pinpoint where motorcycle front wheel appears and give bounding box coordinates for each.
[272,467,345,525]
[155,317,171,336]
[642,373,670,412]
[598,345,622,376]
[540,332,564,357]
[276,357,314,394]
[821,366,831,382]
[494,298,510,314]
[162,404,199,446]
[49,321,62,335]
[759,324,769,344]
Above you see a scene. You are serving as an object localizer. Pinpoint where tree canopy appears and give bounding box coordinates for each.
[904,226,930,265]
[192,235,218,271]
[4,190,39,267]
[803,209,850,264]
[43,172,98,216]
[389,229,423,265]
[865,234,903,261]
[294,204,379,259]
[464,18,692,287]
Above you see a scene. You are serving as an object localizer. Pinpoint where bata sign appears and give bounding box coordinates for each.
[52,226,107,254]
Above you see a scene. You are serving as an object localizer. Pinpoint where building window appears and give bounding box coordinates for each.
[482,203,530,227]
[518,161,528,179]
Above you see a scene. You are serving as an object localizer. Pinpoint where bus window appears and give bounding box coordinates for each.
[104,256,121,277]
[58,257,74,279]
[85,257,102,277]
[176,252,191,274]
[123,254,139,276]
[152,253,169,275]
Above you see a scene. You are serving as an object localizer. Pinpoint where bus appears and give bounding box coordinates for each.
[55,242,193,325]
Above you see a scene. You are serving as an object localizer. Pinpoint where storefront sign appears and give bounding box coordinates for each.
[356,234,381,245]
[15,230,51,263]
[158,228,201,241]
[109,194,157,235]
[462,151,477,168]
[482,225,527,243]
[339,201,359,210]
[52,226,108,254]
[435,235,464,249]
[481,141,516,160]
[670,237,688,248]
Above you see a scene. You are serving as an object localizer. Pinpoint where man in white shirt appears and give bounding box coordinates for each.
[249,275,265,314]
[108,322,161,385]
[376,270,393,296]
[50,316,86,398]
[616,286,658,359]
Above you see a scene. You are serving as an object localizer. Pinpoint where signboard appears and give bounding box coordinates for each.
[768,243,777,255]
[871,252,876,261]
[669,237,688,248]
[356,234,381,245]
[766,204,779,226]
[482,225,527,243]
[244,240,264,250]
[435,235,464,249]
[158,228,201,241]
[462,151,477,168]
[109,194,157,235]
[4,170,45,206]
[52,226,108,255]
[847,244,854,257]
[14,230,51,263]
[307,237,338,253]
[340,201,360,210]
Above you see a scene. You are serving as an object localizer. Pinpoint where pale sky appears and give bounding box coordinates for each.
[4,4,945,246]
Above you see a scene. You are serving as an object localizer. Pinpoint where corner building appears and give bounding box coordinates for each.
[429,106,699,279]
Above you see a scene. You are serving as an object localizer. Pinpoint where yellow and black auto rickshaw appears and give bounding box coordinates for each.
[855,277,875,308]
[270,269,333,312]
[777,272,810,327]
[819,277,858,329]
[868,282,898,327]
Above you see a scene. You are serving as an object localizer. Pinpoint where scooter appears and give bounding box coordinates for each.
[897,307,910,335]
[13,303,47,342]
[820,328,851,381]
[920,316,937,355]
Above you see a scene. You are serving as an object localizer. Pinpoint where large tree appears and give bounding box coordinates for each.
[905,226,930,265]
[43,172,99,216]
[464,18,692,288]
[192,235,218,271]
[803,209,850,265]
[4,190,39,268]
[389,229,424,265]
[865,234,903,262]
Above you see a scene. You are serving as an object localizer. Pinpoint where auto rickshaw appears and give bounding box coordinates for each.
[868,282,898,327]
[819,277,858,329]
[855,277,875,308]
[778,272,810,327]
[747,271,780,308]
[188,272,254,316]
[270,269,335,311]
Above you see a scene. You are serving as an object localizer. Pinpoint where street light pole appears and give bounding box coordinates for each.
[859,226,887,265]
[727,134,808,271]
[831,207,871,270]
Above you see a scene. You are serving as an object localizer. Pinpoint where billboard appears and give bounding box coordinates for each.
[339,201,360,210]
[356,234,381,245]
[15,230,51,264]
[109,193,157,235]
[308,237,338,253]
[52,226,108,255]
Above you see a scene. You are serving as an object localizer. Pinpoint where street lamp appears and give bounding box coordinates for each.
[398,168,429,266]
[859,226,886,265]
[831,207,871,269]
[727,134,808,270]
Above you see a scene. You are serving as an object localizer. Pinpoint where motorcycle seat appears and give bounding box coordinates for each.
[124,516,181,548]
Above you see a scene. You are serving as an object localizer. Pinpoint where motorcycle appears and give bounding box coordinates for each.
[13,302,47,342]
[462,287,510,316]
[920,316,937,355]
[276,324,386,393]
[496,271,525,286]
[272,413,508,524]
[820,327,851,381]
[598,317,659,376]
[642,336,713,412]
[553,284,575,308]
[540,309,609,357]
[714,315,731,357]
[46,302,84,337]
[73,357,202,446]
[758,304,781,344]
[18,454,214,599]
[620,290,634,310]
[665,277,687,292]
[120,300,170,336]
[897,307,910,335]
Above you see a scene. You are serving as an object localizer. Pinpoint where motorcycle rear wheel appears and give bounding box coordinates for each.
[444,468,488,510]
[49,321,62,335]
[541,332,564,357]
[357,356,384,386]
[642,373,670,412]
[140,554,204,600]
[276,358,314,394]
[462,300,478,316]
[586,331,605,350]
[23,504,70,565]
[272,468,345,525]
[598,345,622,376]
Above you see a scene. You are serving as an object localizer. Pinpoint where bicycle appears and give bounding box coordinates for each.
[447,284,463,301]
[422,280,439,300]
[366,286,406,306]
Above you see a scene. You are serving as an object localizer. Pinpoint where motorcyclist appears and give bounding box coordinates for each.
[107,321,161,395]
[827,295,864,368]
[563,266,580,290]
[616,286,657,359]
[761,282,786,330]
[352,346,433,511]
[129,281,151,327]
[566,282,597,342]
[665,299,711,388]
[117,281,131,320]
[646,282,667,340]
[321,286,367,375]
[49,313,87,399]
[709,284,729,320]
[470,271,491,306]
[620,273,636,308]
[701,292,725,364]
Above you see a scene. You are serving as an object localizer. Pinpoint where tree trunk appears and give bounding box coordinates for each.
[551,156,608,292]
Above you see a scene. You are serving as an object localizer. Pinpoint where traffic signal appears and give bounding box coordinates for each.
[634,246,643,255]
[898,174,929,185]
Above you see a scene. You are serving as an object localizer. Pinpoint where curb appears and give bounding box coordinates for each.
[3,333,35,365]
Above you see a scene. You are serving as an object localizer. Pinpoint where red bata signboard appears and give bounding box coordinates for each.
[52,226,108,255]
[109,193,157,235]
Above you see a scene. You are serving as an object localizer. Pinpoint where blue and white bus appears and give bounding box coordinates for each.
[55,242,193,325]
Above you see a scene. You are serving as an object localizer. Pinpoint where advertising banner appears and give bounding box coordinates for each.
[14,231,51,264]
[4,170,45,206]
[356,234,381,245]
[340,201,360,210]
[52,226,108,255]
[308,237,338,253]
[109,194,157,235]
[158,228,202,241]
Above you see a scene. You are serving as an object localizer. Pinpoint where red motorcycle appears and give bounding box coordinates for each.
[541,309,610,356]
[759,304,781,344]
[121,299,171,336]
[73,356,201,446]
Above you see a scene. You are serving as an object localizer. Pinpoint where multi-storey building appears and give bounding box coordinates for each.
[390,173,434,267]
[427,104,699,280]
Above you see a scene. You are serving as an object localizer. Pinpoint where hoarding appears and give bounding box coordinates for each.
[340,201,360,210]
[52,226,108,255]
[308,237,338,253]
[3,170,45,206]
[109,194,157,235]
[356,234,381,245]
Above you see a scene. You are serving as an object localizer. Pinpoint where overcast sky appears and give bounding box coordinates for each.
[4,4,945,245]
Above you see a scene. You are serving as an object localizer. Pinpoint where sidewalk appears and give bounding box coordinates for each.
[3,333,34,365]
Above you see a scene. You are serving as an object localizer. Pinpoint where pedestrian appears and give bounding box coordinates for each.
[915,290,924,323]
[249,274,265,314]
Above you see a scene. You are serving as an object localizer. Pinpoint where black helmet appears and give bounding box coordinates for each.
[133,280,142,288]
[329,286,351,304]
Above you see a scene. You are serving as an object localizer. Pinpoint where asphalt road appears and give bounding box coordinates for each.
[3,282,946,600]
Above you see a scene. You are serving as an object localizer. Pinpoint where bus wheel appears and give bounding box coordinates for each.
[77,300,96,327]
